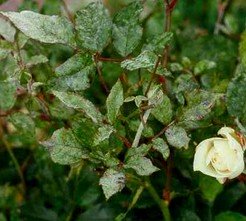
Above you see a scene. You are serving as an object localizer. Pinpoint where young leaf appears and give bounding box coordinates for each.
[75,2,112,52]
[99,168,125,200]
[165,125,190,149]
[124,156,159,176]
[0,80,16,111]
[41,128,89,165]
[151,94,172,125]
[121,50,157,71]
[112,2,143,57]
[1,11,75,46]
[106,80,124,124]
[52,91,103,123]
[152,138,170,160]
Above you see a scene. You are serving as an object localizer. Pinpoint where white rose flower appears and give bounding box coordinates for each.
[193,127,245,183]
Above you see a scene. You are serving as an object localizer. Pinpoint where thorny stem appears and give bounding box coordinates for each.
[162,0,177,67]
[145,178,171,221]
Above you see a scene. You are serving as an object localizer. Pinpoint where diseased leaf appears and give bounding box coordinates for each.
[71,117,98,148]
[1,11,75,46]
[151,94,172,125]
[26,55,48,67]
[124,156,159,176]
[8,112,35,132]
[106,80,124,124]
[179,90,220,129]
[121,50,157,71]
[42,128,89,165]
[152,138,170,160]
[75,2,112,52]
[52,91,103,123]
[112,2,143,57]
[144,32,173,55]
[227,67,246,125]
[50,68,92,92]
[0,80,17,111]
[125,144,150,159]
[99,168,125,200]
[55,53,94,77]
[93,125,115,146]
[0,17,16,42]
[165,125,190,149]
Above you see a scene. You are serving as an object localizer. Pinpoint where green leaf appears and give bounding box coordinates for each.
[198,175,223,203]
[144,32,173,55]
[165,125,190,149]
[52,91,103,124]
[112,2,143,57]
[1,11,75,46]
[42,128,89,165]
[99,168,125,200]
[0,80,16,111]
[214,212,246,221]
[151,94,172,125]
[121,50,157,71]
[124,156,159,176]
[106,80,124,124]
[0,17,16,42]
[93,125,115,146]
[227,68,246,125]
[75,2,112,52]
[152,138,170,160]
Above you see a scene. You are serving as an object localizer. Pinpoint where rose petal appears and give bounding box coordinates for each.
[193,138,226,178]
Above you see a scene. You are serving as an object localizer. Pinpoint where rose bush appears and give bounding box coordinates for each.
[193,127,245,183]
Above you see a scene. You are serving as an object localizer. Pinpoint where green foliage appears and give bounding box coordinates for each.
[0,0,245,220]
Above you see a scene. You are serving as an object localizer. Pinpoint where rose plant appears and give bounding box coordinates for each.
[0,0,246,220]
